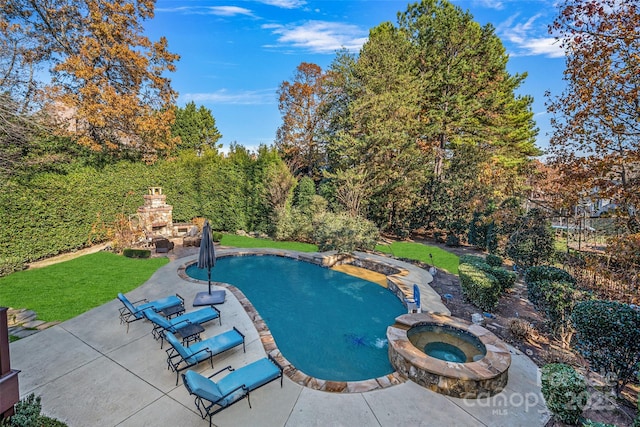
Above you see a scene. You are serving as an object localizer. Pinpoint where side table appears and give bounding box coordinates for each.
[175,323,204,347]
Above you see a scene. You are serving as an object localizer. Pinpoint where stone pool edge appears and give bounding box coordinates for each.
[177,248,446,393]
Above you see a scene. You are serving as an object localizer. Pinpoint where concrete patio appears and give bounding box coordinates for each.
[10,249,550,426]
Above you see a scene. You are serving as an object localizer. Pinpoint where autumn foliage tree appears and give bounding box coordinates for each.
[547,0,640,233]
[1,0,180,161]
[276,62,329,180]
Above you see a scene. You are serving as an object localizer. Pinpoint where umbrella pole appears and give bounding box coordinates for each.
[208,269,212,294]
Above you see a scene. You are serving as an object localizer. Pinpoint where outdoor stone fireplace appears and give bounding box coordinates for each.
[137,187,173,237]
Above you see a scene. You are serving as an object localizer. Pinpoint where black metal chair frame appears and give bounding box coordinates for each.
[149,305,221,348]
[118,294,185,332]
[166,326,246,385]
[183,354,284,427]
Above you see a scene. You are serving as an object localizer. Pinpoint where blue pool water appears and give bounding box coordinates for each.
[186,255,406,381]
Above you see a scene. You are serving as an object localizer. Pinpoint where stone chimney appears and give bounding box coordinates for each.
[137,187,174,237]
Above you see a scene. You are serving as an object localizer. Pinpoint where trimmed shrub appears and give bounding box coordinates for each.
[527,279,592,348]
[635,369,640,427]
[0,256,26,277]
[524,265,576,286]
[211,232,223,242]
[312,212,379,253]
[9,393,68,427]
[459,254,515,291]
[582,421,617,427]
[571,300,640,395]
[458,263,501,311]
[122,249,151,259]
[541,363,587,425]
[459,254,486,266]
[445,234,460,247]
[489,267,517,291]
[485,253,503,267]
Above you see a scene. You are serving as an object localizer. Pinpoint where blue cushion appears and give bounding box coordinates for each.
[184,371,225,403]
[193,329,243,355]
[143,309,173,330]
[165,332,193,360]
[174,307,218,328]
[118,293,182,320]
[218,358,280,394]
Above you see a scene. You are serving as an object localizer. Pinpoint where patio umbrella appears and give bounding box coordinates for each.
[198,220,216,294]
[193,220,225,306]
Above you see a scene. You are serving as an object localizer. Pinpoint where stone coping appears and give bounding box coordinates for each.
[177,249,419,393]
[387,312,511,398]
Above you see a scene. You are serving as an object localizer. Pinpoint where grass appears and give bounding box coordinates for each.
[220,234,318,252]
[0,251,169,322]
[375,241,461,274]
[0,235,453,324]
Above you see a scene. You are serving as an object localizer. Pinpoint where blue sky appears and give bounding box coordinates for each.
[145,0,566,154]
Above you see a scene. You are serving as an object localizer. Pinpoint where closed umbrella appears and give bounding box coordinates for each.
[193,220,225,306]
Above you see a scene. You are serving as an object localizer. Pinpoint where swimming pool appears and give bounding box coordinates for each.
[185,255,406,382]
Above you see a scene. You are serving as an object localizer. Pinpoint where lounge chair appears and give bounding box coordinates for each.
[165,328,246,385]
[117,292,184,332]
[143,306,221,347]
[182,355,284,427]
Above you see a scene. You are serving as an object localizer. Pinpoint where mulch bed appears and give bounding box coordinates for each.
[397,238,638,427]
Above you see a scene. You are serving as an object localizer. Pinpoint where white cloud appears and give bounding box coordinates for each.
[263,21,368,54]
[257,0,306,9]
[155,5,254,17]
[474,0,505,10]
[497,13,565,58]
[180,89,277,105]
[208,6,255,17]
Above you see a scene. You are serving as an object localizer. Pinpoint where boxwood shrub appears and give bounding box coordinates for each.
[527,279,592,347]
[459,254,516,291]
[458,263,501,311]
[524,265,576,286]
[485,253,503,267]
[122,249,151,259]
[571,300,640,395]
[541,363,587,425]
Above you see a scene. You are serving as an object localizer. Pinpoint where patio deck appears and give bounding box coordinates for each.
[10,249,550,426]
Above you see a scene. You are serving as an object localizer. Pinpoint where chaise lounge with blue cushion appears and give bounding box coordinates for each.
[165,328,246,385]
[143,306,221,347]
[117,292,184,332]
[182,355,284,427]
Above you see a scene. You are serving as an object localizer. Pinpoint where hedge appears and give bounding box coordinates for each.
[571,300,640,395]
[485,253,503,267]
[527,279,591,347]
[0,149,286,264]
[524,265,576,286]
[541,363,587,425]
[459,254,516,291]
[458,262,501,311]
[122,248,151,258]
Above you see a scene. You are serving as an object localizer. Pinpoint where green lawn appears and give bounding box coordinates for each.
[220,234,318,252]
[0,251,169,322]
[375,241,460,274]
[0,236,454,325]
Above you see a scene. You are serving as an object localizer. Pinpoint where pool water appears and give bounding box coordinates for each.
[186,255,406,381]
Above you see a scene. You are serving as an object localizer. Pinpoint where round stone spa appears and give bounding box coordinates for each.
[387,312,511,398]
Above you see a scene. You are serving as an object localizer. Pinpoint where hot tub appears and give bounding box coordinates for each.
[387,312,511,398]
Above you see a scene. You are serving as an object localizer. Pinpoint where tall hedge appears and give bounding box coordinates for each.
[0,149,285,266]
